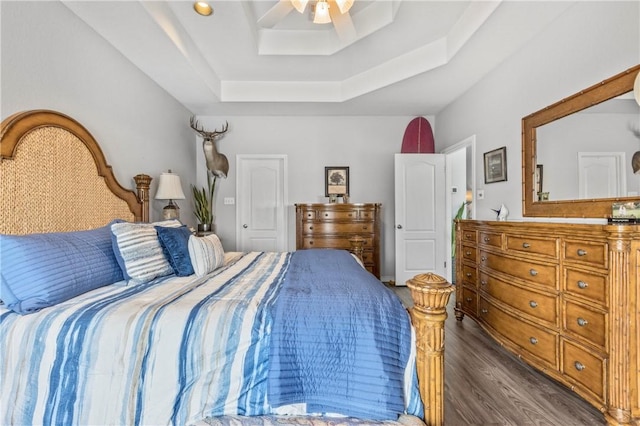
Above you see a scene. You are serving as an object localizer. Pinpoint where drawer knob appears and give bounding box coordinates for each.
[484,237,490,242]
[481,256,486,262]
[529,301,538,308]
[397,224,403,229]
[465,234,472,239]
[465,297,473,302]
[577,280,588,289]
[466,272,472,278]
[522,242,530,248]
[574,361,586,371]
[309,241,314,245]
[309,226,313,230]
[529,337,538,345]
[481,308,488,314]
[363,226,368,230]
[577,317,588,327]
[480,280,487,286]
[529,269,538,276]
[465,251,471,256]
[577,249,587,256]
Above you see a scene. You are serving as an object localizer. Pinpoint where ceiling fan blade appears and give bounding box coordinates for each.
[329,1,356,42]
[257,0,295,28]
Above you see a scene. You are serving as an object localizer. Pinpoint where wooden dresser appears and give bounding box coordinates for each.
[454,219,640,425]
[295,203,381,278]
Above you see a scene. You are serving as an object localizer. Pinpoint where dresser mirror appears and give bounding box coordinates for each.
[522,64,640,218]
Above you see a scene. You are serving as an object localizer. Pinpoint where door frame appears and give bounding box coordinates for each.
[441,135,476,282]
[235,154,288,252]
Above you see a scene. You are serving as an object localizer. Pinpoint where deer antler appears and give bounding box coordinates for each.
[189,116,229,140]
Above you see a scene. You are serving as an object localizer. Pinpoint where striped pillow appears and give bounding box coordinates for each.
[188,234,225,276]
[110,220,182,285]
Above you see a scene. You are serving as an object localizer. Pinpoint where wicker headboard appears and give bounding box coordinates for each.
[0,110,150,235]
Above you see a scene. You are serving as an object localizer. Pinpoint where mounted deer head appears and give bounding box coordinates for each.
[189,116,230,178]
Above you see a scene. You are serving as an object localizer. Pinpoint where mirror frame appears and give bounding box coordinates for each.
[522,64,640,218]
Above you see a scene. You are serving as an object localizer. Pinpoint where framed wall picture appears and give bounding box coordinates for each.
[483,147,507,184]
[325,166,349,196]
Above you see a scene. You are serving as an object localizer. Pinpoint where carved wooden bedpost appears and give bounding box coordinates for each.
[134,174,152,223]
[407,273,455,426]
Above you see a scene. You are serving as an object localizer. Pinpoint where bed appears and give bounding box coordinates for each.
[0,110,452,426]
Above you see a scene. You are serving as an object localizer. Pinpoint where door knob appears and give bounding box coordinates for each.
[397,224,403,229]
[243,224,248,228]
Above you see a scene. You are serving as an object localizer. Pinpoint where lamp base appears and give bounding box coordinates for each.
[162,200,180,220]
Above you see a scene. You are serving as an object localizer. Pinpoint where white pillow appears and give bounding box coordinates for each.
[188,234,225,276]
[110,219,182,285]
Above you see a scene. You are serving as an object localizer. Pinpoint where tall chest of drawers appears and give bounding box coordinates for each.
[295,203,381,278]
[455,220,640,425]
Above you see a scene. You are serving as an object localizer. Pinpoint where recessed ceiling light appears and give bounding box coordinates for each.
[193,2,213,17]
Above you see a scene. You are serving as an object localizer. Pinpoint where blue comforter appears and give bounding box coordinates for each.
[268,249,421,420]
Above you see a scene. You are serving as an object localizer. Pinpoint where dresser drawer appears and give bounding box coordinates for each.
[461,264,477,284]
[506,235,559,259]
[479,272,557,325]
[564,301,606,349]
[564,268,607,306]
[564,240,607,268]
[302,222,374,234]
[561,339,605,402]
[461,245,477,262]
[479,231,501,248]
[460,287,477,316]
[317,209,359,220]
[302,236,373,250]
[479,298,557,367]
[480,251,557,288]
[461,229,477,243]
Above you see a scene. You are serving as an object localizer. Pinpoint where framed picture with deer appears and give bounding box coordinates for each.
[325,166,349,197]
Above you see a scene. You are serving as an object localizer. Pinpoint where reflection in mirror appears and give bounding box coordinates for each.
[522,64,640,218]
[536,91,640,201]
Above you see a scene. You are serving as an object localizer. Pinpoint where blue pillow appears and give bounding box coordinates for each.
[155,225,194,276]
[0,223,124,315]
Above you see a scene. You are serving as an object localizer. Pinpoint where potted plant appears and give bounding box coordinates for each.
[192,172,217,233]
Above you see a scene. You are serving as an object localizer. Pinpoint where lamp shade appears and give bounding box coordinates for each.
[155,171,186,200]
[314,0,331,24]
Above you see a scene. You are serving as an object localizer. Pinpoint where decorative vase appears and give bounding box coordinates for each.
[197,223,214,233]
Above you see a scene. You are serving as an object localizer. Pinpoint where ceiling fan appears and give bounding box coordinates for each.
[258,0,357,42]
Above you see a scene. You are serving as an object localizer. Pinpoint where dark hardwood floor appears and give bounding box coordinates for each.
[392,286,606,426]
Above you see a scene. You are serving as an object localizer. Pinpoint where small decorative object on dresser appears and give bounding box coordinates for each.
[295,203,381,278]
[324,166,349,197]
[483,146,507,183]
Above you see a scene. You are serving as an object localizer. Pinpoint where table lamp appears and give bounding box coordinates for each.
[155,170,186,220]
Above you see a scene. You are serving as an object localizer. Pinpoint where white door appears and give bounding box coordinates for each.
[394,154,446,286]
[236,155,288,252]
[578,152,626,199]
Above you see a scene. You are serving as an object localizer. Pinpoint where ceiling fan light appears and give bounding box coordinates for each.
[335,0,354,14]
[291,0,309,14]
[314,0,331,24]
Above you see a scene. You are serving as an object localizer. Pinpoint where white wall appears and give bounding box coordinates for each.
[435,1,640,221]
[192,115,429,281]
[1,1,195,223]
